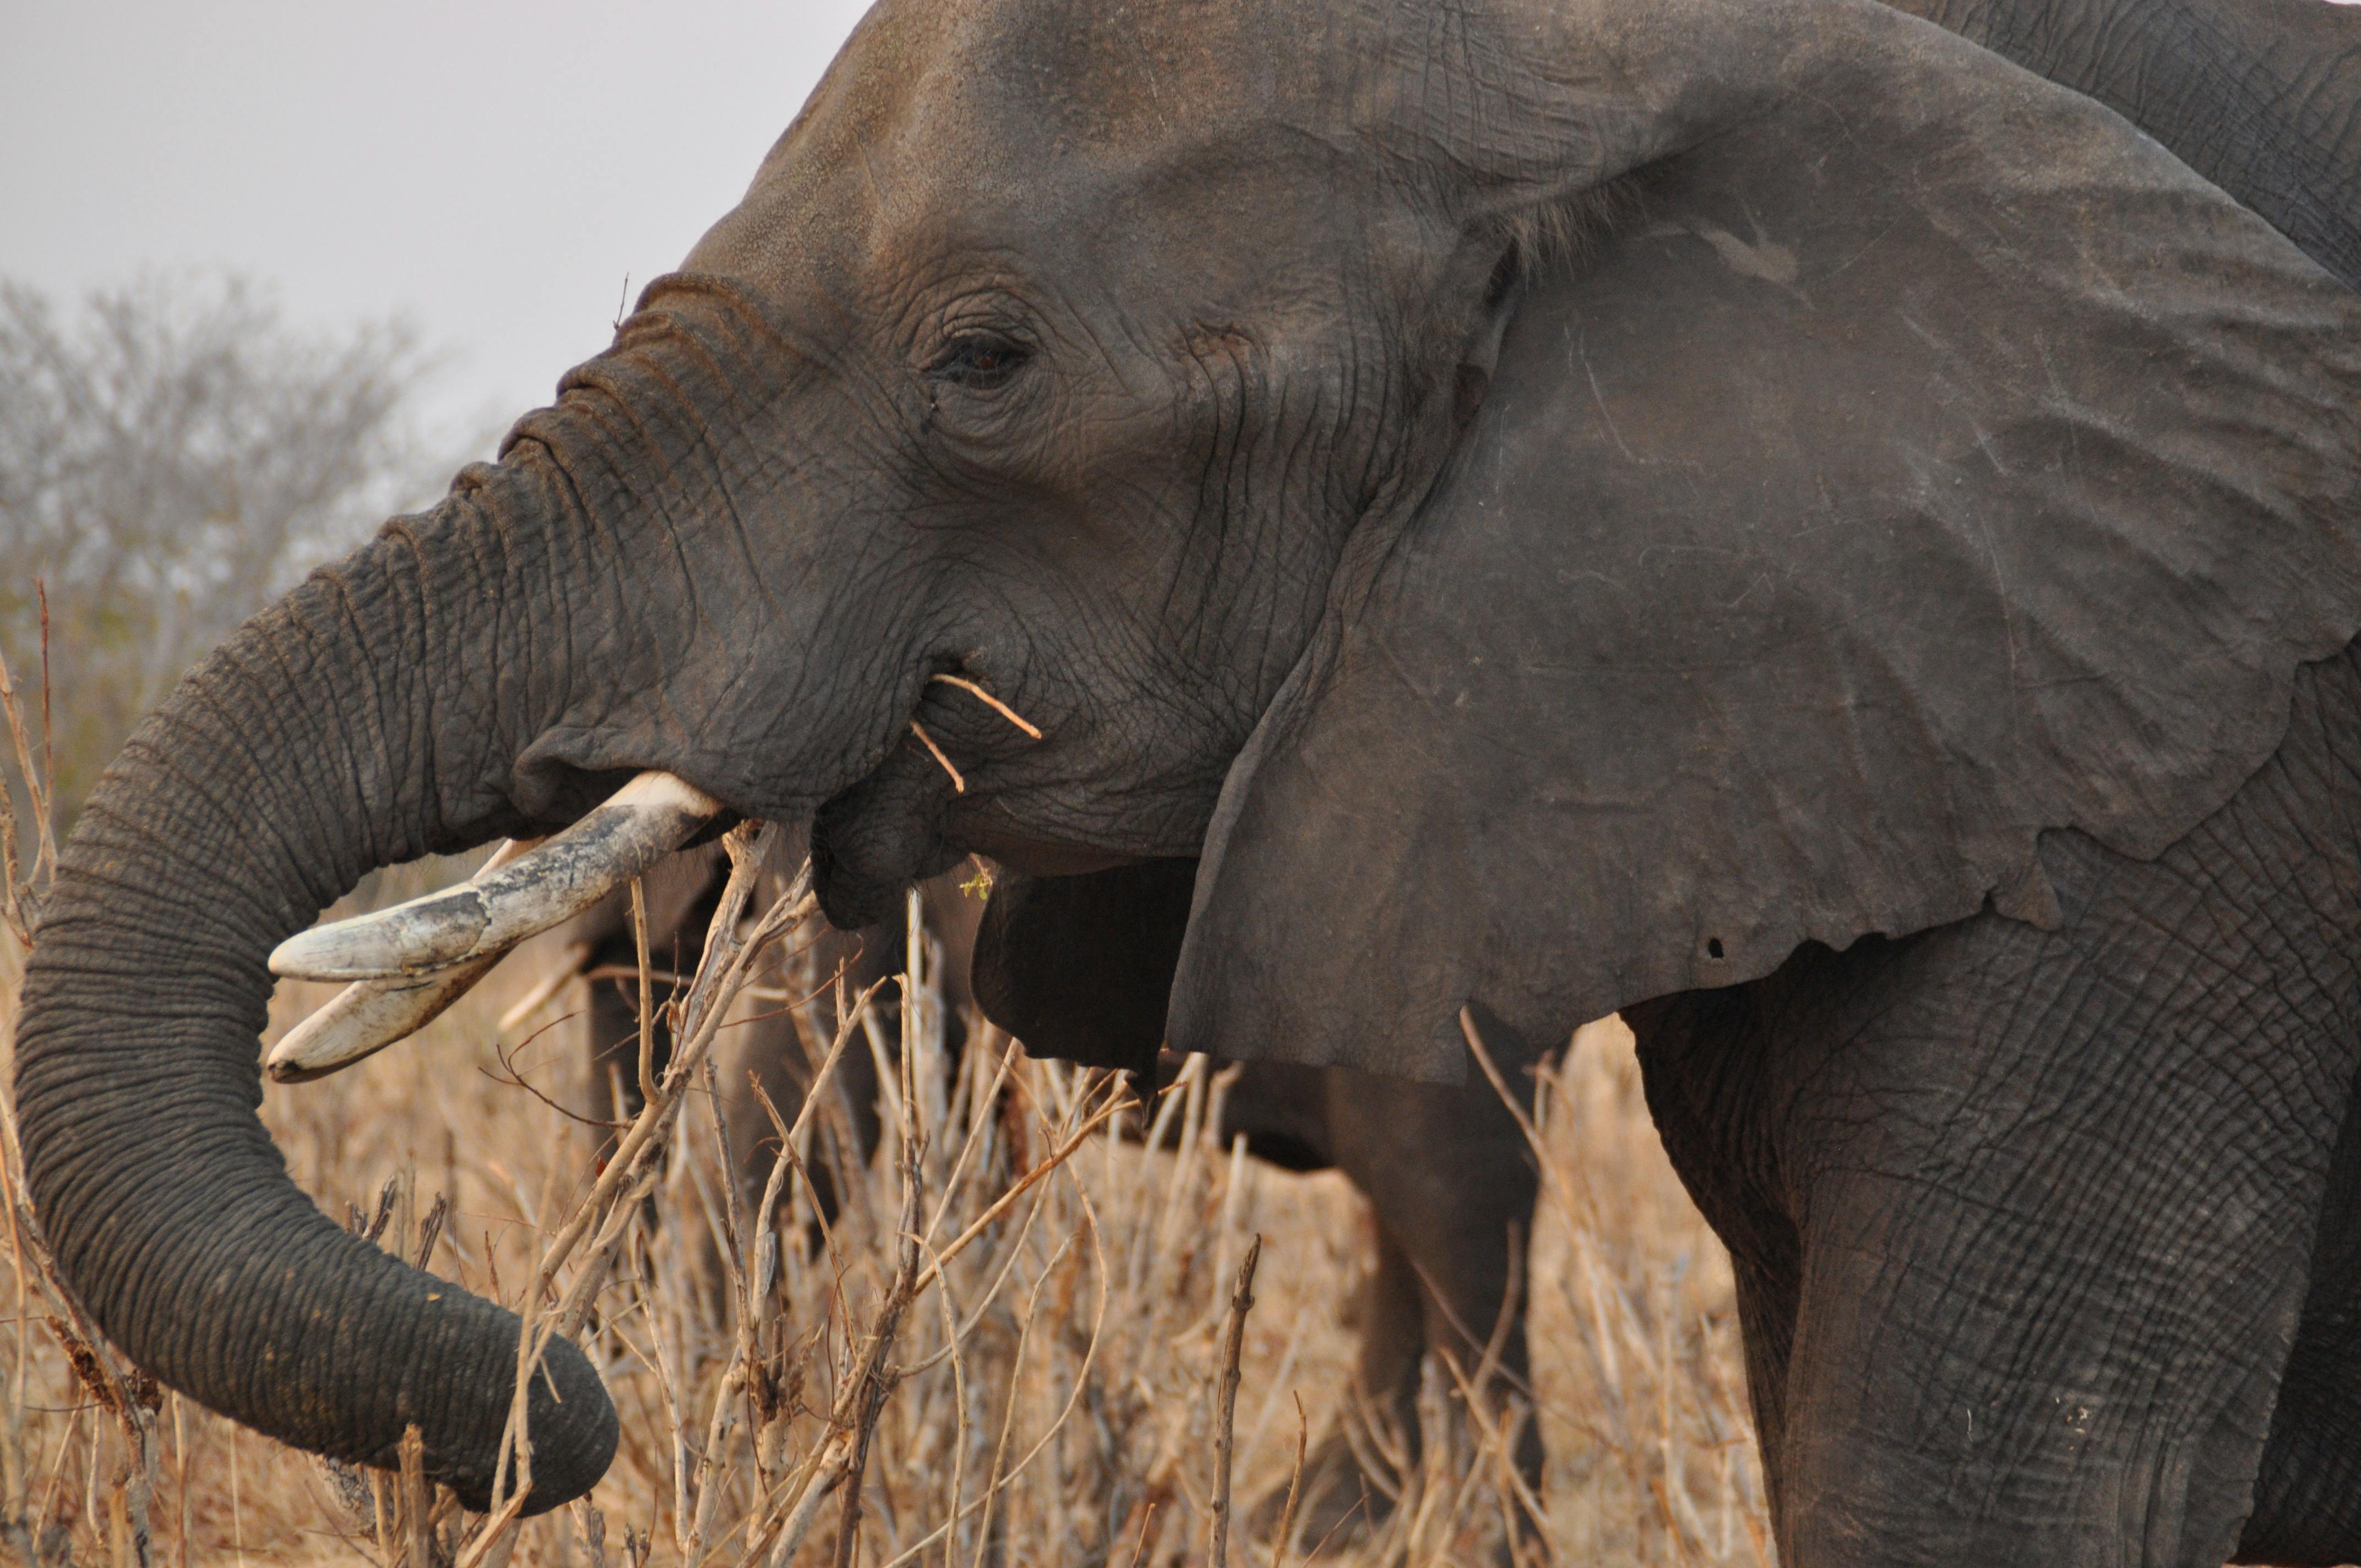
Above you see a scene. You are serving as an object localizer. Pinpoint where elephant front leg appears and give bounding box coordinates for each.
[1258,1222,1426,1548]
[2234,1047,2361,1565]
[1638,858,2361,1568]
[1316,1033,1547,1549]
[1226,1042,1546,1554]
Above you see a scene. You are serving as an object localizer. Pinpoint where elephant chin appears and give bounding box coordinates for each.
[812,775,1146,928]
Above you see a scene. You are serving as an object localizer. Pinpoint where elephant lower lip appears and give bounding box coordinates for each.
[956,830,1140,878]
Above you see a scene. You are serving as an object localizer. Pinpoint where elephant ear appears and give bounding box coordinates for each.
[1169,6,2361,1080]
[971,861,1195,1078]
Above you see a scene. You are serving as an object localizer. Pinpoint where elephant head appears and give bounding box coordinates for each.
[18,0,2361,1512]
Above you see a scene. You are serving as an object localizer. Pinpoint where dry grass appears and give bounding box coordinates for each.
[0,824,1770,1565]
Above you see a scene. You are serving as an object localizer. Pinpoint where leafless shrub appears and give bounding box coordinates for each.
[0,596,1769,1566]
[0,273,451,821]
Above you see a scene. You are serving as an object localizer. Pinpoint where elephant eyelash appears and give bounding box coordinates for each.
[926,333,1032,390]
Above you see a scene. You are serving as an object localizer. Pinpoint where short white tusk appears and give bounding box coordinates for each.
[265,956,501,1084]
[269,771,724,981]
[264,835,544,1082]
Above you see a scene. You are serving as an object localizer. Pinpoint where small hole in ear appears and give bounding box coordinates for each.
[1483,242,1521,310]
[1707,937,1726,960]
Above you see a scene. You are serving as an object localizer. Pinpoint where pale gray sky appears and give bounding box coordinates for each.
[2,1,870,457]
[18,0,2360,458]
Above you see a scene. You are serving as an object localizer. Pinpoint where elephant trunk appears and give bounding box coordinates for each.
[13,455,624,1511]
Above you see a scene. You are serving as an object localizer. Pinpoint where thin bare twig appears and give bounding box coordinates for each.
[907,718,966,793]
[484,829,807,1538]
[32,584,55,886]
[494,940,592,1033]
[0,640,52,942]
[1125,1502,1158,1568]
[1273,1393,1309,1568]
[925,674,1043,740]
[1209,1233,1262,1568]
[398,1425,429,1568]
[630,878,656,1109]
[830,1090,923,1568]
[912,1077,1129,1295]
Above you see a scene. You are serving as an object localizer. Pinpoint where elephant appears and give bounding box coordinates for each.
[15,0,2361,1559]
[556,852,1546,1539]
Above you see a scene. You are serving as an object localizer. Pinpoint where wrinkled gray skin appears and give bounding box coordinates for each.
[564,856,1542,1540]
[16,0,2361,1557]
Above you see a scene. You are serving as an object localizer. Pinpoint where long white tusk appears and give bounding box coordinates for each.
[263,836,540,1082]
[269,771,724,981]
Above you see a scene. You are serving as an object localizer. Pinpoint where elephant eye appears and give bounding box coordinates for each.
[928,333,1032,391]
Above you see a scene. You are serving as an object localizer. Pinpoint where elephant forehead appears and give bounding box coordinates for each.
[687,0,1329,291]
[692,0,1558,278]
[904,0,1291,144]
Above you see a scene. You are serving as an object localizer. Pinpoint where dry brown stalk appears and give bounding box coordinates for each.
[32,585,50,880]
[906,719,966,793]
[1464,1008,1599,1248]
[744,894,934,1568]
[0,640,51,943]
[398,1425,429,1568]
[1207,1231,1261,1568]
[493,941,595,1033]
[564,862,806,1311]
[923,674,1043,741]
[1271,1394,1308,1568]
[918,1235,972,1568]
[1124,1500,1159,1568]
[1433,1346,1554,1552]
[890,1163,1052,1385]
[868,1202,1111,1568]
[677,1068,748,1561]
[482,826,809,1542]
[575,962,690,989]
[957,1228,1048,1568]
[911,1077,1127,1297]
[828,1114,922,1568]
[630,878,657,1108]
[454,1464,530,1566]
[920,1036,1021,1251]
[0,769,1766,1565]
[0,1118,157,1568]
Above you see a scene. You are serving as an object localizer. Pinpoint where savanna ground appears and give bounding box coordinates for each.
[0,784,1770,1568]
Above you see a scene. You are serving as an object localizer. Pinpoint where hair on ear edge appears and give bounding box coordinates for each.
[1492,174,1646,283]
